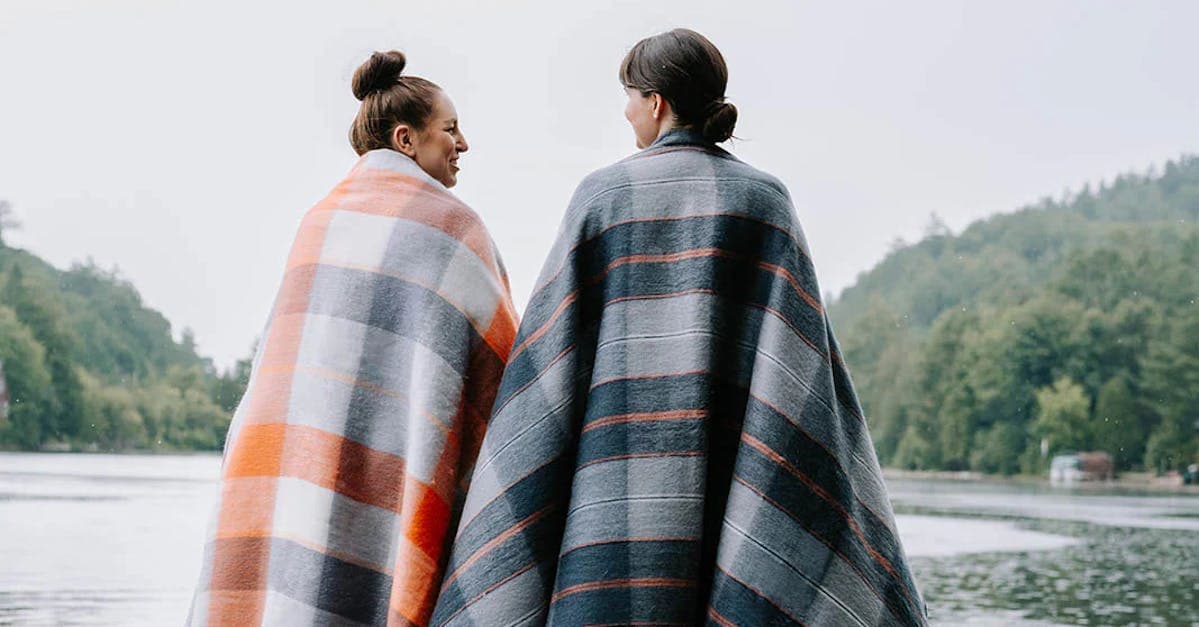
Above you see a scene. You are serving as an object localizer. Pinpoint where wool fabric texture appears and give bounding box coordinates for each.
[189,149,518,626]
[430,129,926,626]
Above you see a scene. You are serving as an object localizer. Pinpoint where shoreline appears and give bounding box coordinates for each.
[4,450,1197,494]
[883,467,1199,495]
[0,447,221,457]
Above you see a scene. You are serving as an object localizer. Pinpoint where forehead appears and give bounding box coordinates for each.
[429,90,458,120]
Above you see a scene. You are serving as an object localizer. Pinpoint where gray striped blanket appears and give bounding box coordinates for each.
[430,129,926,626]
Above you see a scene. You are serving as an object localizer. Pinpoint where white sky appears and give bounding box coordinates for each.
[2,0,1197,369]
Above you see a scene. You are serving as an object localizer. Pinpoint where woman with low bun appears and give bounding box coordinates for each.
[433,29,926,626]
[190,51,517,626]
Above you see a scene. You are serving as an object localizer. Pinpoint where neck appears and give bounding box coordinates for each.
[653,118,680,143]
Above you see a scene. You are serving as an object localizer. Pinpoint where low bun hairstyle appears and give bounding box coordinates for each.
[620,29,737,143]
[349,50,442,155]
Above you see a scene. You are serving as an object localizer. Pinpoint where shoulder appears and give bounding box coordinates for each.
[563,146,797,226]
[566,161,632,209]
[715,156,794,205]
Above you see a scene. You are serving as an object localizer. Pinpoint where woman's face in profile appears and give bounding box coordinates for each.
[411,90,469,188]
[624,87,658,149]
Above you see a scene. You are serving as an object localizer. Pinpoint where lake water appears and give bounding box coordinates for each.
[1,453,1196,626]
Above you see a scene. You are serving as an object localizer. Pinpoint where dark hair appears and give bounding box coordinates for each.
[348,50,442,156]
[620,28,737,143]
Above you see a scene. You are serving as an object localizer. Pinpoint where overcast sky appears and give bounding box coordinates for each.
[2,0,1196,369]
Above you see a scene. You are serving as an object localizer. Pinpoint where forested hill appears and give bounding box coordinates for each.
[829,156,1199,475]
[0,232,248,451]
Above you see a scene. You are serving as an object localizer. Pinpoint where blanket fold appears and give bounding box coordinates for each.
[190,149,518,626]
[431,129,926,626]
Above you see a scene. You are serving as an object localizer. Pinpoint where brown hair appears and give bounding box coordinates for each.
[348,50,442,156]
[620,29,737,143]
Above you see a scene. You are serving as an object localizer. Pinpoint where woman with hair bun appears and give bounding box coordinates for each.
[433,29,926,626]
[190,50,517,626]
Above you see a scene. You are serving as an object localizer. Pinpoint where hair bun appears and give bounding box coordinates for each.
[701,101,737,143]
[352,50,407,101]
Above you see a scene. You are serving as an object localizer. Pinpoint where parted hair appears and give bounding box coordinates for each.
[620,28,737,143]
[348,50,442,156]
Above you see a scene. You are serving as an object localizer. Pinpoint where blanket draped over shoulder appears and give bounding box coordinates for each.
[431,130,926,626]
[190,149,518,626]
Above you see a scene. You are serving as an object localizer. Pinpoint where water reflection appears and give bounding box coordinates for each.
[0,453,219,627]
[889,477,1199,625]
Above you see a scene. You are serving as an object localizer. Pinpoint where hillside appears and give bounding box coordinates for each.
[829,156,1199,474]
[0,231,248,451]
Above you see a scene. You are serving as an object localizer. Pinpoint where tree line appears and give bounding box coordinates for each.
[0,218,249,451]
[831,157,1199,475]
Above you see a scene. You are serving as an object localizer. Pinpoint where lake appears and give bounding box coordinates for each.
[1,453,1196,625]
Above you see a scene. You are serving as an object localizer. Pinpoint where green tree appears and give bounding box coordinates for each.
[2,264,85,441]
[918,308,981,470]
[0,306,52,447]
[1145,413,1197,475]
[1032,376,1092,456]
[79,372,147,450]
[1140,312,1199,473]
[1092,376,1148,469]
[970,422,1026,475]
[213,343,255,413]
[892,424,936,470]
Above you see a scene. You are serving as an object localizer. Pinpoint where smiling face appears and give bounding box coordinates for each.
[397,89,469,188]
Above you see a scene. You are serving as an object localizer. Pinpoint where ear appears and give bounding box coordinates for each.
[391,124,417,158]
[650,93,665,120]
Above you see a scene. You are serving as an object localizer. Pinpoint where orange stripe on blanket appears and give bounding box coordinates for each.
[215,476,279,537]
[739,432,921,614]
[510,290,580,360]
[209,537,271,591]
[205,590,268,626]
[269,266,321,319]
[284,209,336,272]
[714,564,806,626]
[551,578,694,603]
[441,504,556,589]
[582,409,709,434]
[319,168,498,266]
[708,606,737,627]
[389,478,453,625]
[483,300,519,361]
[225,423,409,515]
[208,501,272,624]
[602,247,822,315]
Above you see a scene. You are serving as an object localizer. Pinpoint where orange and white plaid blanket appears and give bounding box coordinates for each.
[189,149,518,626]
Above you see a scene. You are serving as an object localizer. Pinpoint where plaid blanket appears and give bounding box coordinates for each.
[431,129,926,626]
[189,149,518,626]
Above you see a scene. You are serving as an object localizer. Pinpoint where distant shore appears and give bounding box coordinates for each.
[4,448,1197,494]
[0,445,220,457]
[883,467,1199,494]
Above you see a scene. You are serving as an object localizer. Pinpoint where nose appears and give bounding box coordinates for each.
[456,133,469,154]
